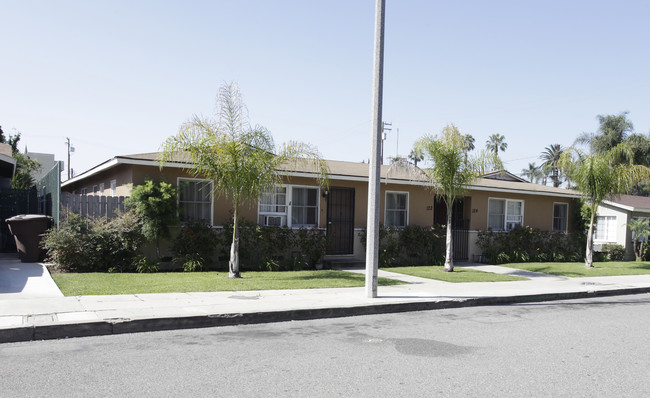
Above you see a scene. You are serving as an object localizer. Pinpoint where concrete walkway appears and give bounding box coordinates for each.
[2,253,650,343]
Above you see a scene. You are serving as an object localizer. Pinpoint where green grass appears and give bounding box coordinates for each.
[381,266,527,283]
[502,261,650,277]
[51,270,406,296]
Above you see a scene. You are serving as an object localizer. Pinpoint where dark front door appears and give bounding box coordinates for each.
[326,188,355,255]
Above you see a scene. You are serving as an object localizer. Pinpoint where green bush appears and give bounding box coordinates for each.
[476,226,585,265]
[172,222,220,271]
[599,243,625,261]
[42,211,145,272]
[359,224,445,267]
[133,255,160,273]
[216,220,328,271]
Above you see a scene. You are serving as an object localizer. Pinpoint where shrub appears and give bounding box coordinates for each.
[358,224,445,267]
[133,255,160,273]
[42,211,145,272]
[476,226,586,265]
[600,243,625,261]
[126,179,178,258]
[172,222,219,270]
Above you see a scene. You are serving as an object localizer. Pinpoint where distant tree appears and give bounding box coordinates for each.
[576,112,634,154]
[126,179,178,259]
[462,134,475,152]
[560,144,650,268]
[0,125,5,143]
[160,83,329,278]
[414,124,497,272]
[521,162,543,184]
[485,133,507,156]
[408,147,424,167]
[540,144,564,187]
[0,129,41,189]
[628,218,650,261]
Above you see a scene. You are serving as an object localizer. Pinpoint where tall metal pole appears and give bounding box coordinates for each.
[66,137,71,180]
[365,0,385,298]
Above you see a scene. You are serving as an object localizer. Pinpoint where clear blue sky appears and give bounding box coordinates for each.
[2,0,649,181]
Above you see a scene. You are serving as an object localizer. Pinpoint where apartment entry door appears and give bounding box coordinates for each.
[326,188,355,255]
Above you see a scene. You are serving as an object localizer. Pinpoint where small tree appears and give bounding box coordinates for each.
[628,218,650,261]
[560,144,650,268]
[415,124,497,271]
[160,83,329,278]
[126,179,178,258]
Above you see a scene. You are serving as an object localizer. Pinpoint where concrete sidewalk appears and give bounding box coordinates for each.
[2,253,650,343]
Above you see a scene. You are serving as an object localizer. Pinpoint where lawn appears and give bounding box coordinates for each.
[502,261,650,277]
[381,266,527,283]
[51,270,406,296]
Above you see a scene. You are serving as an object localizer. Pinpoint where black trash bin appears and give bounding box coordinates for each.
[5,215,53,263]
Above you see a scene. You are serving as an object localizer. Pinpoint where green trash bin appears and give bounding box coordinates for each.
[5,215,53,263]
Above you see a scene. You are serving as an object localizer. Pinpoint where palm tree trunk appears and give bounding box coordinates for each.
[444,200,454,272]
[585,210,595,268]
[229,206,241,278]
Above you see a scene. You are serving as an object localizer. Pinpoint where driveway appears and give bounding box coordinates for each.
[0,253,63,298]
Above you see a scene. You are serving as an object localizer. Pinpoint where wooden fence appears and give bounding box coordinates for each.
[60,193,128,221]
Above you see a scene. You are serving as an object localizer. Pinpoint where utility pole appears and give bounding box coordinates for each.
[381,121,392,165]
[366,0,385,298]
[65,137,74,179]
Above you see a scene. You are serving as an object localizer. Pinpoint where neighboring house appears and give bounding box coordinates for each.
[596,195,650,260]
[0,143,16,189]
[61,153,582,262]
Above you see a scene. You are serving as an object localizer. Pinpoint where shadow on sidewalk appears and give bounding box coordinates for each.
[0,253,44,294]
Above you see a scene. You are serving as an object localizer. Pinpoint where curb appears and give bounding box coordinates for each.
[3,287,650,344]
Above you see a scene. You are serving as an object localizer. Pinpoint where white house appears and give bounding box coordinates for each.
[596,195,650,260]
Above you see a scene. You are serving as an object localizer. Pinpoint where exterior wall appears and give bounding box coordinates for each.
[594,204,629,250]
[467,189,575,232]
[63,165,133,197]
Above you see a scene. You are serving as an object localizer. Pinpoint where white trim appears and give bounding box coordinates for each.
[258,184,321,228]
[177,177,214,224]
[488,197,525,231]
[384,190,409,228]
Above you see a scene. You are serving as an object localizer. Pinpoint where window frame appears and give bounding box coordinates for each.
[594,215,617,242]
[258,185,320,228]
[110,179,117,197]
[553,202,569,233]
[487,197,524,231]
[177,177,214,225]
[384,191,409,228]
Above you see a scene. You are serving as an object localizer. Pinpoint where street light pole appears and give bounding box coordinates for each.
[365,0,386,298]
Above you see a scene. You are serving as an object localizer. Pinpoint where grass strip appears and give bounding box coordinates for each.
[502,261,650,277]
[381,266,527,283]
[51,270,405,296]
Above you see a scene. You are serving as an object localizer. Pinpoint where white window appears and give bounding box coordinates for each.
[385,191,408,228]
[553,203,569,233]
[80,188,87,195]
[98,183,105,197]
[178,178,213,223]
[110,180,117,197]
[258,186,319,228]
[595,216,616,242]
[488,198,524,231]
[92,185,98,196]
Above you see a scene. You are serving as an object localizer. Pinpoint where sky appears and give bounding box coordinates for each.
[2,0,649,182]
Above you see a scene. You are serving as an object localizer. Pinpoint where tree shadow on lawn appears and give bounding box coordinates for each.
[516,262,650,278]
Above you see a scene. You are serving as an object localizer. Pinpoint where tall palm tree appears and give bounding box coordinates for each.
[415,124,498,272]
[521,162,543,183]
[575,112,634,154]
[160,83,329,278]
[408,147,424,166]
[485,133,508,156]
[540,144,564,187]
[560,143,650,268]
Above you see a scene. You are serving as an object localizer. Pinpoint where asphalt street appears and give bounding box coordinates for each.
[2,294,649,397]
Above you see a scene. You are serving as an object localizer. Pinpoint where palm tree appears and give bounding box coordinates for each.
[485,133,508,156]
[540,144,564,187]
[575,112,634,154]
[414,124,497,272]
[521,162,543,183]
[628,218,650,261]
[408,147,424,166]
[159,83,329,278]
[559,143,650,268]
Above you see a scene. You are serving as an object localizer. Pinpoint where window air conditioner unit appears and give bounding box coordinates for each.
[262,215,285,227]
